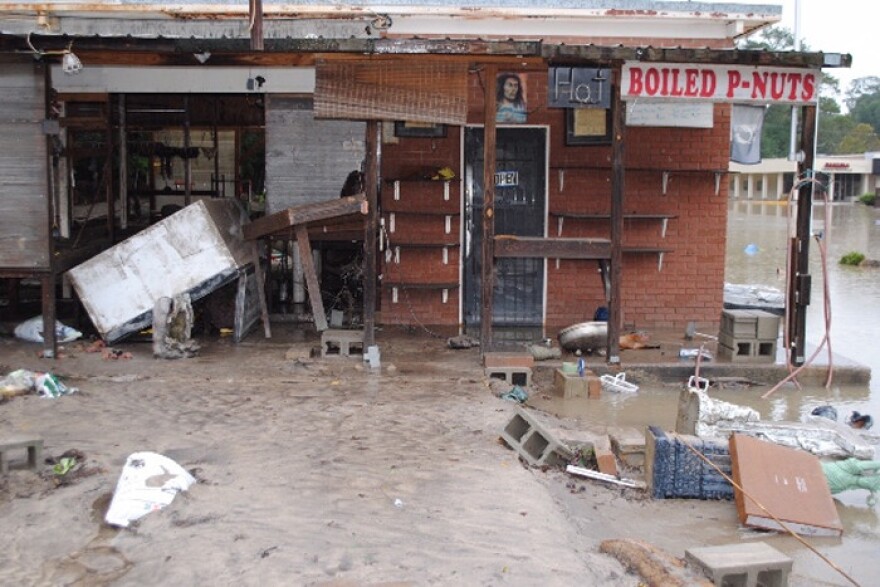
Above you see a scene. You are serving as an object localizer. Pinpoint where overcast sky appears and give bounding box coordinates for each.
[736,0,877,92]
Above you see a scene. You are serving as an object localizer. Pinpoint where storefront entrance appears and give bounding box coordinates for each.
[463,126,547,336]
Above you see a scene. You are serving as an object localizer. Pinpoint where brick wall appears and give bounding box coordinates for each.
[380,58,730,333]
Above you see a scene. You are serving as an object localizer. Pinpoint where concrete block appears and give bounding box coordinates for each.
[554,368,588,399]
[500,407,573,467]
[321,329,364,358]
[720,309,780,341]
[486,367,532,387]
[717,338,776,364]
[0,436,43,474]
[685,542,792,587]
[587,376,602,399]
[610,430,646,469]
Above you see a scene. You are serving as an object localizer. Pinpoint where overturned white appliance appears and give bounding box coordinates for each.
[68,200,256,343]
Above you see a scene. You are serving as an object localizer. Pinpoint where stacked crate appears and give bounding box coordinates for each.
[717,309,780,363]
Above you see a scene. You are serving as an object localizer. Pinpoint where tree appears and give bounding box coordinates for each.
[847,77,880,136]
[838,123,880,154]
[738,26,846,155]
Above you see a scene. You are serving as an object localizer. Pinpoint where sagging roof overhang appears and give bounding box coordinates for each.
[0,33,851,71]
[0,1,781,42]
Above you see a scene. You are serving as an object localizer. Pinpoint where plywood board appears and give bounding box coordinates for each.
[729,433,842,537]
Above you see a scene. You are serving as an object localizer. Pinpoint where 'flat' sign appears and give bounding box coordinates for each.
[621,62,819,105]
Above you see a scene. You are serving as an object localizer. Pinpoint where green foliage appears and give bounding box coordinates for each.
[858,193,876,205]
[839,123,880,153]
[840,251,866,266]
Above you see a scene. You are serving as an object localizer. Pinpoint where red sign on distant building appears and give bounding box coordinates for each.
[622,62,820,105]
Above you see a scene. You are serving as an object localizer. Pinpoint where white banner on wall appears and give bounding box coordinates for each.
[621,62,820,105]
[625,100,714,128]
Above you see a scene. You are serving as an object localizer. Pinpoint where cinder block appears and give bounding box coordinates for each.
[721,309,759,338]
[717,337,776,364]
[500,407,573,467]
[720,309,780,341]
[321,329,364,358]
[587,377,602,399]
[686,542,792,587]
[486,367,532,387]
[0,437,43,475]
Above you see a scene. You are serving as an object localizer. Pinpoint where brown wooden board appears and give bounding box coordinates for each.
[494,236,611,260]
[729,434,842,537]
[243,195,367,240]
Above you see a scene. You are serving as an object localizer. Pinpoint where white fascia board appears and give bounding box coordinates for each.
[388,16,740,41]
[51,65,316,94]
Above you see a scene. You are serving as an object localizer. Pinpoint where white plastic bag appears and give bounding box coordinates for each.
[14,315,83,344]
[105,452,196,528]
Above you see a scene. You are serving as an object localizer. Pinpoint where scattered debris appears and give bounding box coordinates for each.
[566,465,644,489]
[679,347,713,361]
[14,315,83,344]
[848,411,873,430]
[35,373,78,398]
[599,373,639,394]
[822,458,880,506]
[527,343,561,360]
[499,386,528,403]
[0,369,37,400]
[730,434,843,537]
[646,426,733,500]
[153,293,200,359]
[600,539,712,587]
[105,452,196,528]
[447,335,479,349]
[675,384,759,438]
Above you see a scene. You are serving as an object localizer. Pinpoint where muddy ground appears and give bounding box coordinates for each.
[0,325,871,586]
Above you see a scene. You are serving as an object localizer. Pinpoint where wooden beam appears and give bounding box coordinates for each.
[295,224,328,332]
[494,236,611,260]
[363,120,380,348]
[250,242,271,338]
[608,68,625,364]
[7,34,848,70]
[243,195,367,240]
[480,64,498,351]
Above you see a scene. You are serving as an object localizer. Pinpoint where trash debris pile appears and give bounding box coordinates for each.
[0,369,78,399]
[14,315,83,344]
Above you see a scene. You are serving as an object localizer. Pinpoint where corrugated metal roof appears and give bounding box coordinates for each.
[0,1,782,42]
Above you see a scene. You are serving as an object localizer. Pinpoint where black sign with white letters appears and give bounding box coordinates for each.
[547,67,611,108]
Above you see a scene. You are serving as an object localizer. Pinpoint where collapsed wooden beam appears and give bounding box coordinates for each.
[242,194,367,241]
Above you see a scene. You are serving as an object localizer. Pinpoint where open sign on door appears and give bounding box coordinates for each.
[495,171,519,187]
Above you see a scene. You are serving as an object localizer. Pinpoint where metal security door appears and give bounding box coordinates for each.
[463,127,546,331]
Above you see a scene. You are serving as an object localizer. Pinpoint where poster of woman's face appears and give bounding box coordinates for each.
[496,72,527,123]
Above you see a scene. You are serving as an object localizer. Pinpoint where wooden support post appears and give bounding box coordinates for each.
[788,104,817,366]
[363,121,380,348]
[41,274,56,358]
[480,64,498,351]
[249,0,264,51]
[250,241,271,338]
[607,68,624,363]
[295,224,328,331]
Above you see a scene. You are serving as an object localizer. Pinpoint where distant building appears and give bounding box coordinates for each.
[730,154,878,201]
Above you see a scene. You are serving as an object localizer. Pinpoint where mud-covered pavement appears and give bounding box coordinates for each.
[0,325,873,586]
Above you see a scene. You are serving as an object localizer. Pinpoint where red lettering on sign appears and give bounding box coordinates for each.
[645,68,660,96]
[685,69,699,96]
[727,70,743,98]
[628,67,644,95]
[770,73,786,100]
[751,72,767,100]
[787,73,803,100]
[701,71,717,97]
[802,74,815,101]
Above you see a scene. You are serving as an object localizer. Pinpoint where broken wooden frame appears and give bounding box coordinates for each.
[242,194,369,333]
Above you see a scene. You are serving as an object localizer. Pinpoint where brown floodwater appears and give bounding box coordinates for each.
[534,200,880,585]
